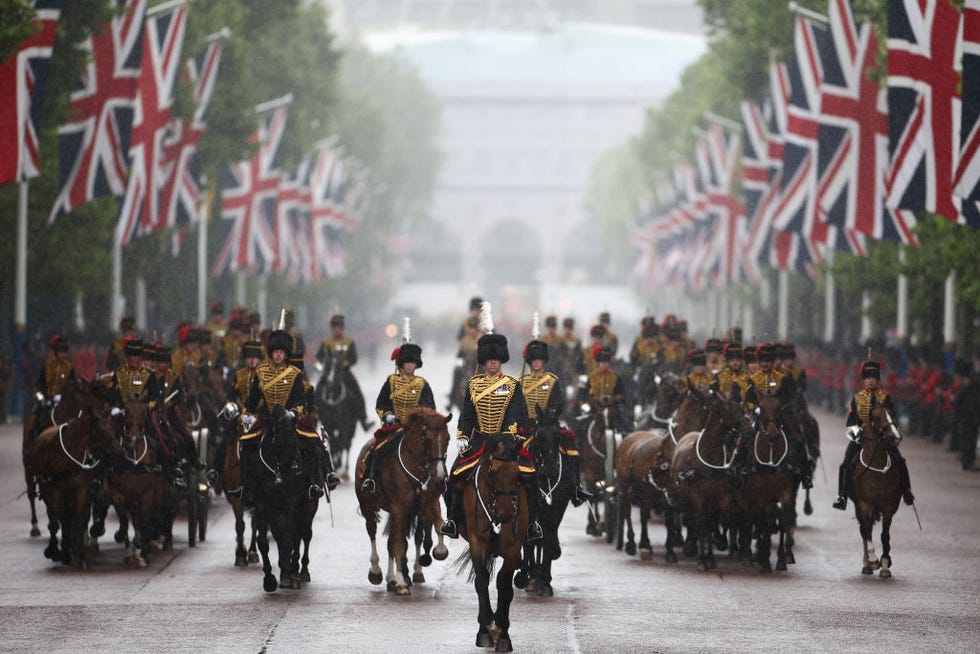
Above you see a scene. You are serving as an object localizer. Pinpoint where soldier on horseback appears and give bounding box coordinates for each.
[289,352,340,493]
[684,349,712,392]
[521,338,593,506]
[578,346,632,434]
[441,318,543,542]
[833,359,915,510]
[315,314,373,432]
[629,316,662,370]
[711,343,753,406]
[241,329,324,501]
[26,335,76,444]
[214,339,263,494]
[361,339,436,493]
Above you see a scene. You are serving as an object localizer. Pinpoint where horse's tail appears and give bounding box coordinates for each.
[455,546,497,582]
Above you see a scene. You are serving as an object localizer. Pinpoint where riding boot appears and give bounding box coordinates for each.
[361,449,377,493]
[894,454,915,505]
[570,456,593,507]
[321,444,340,491]
[526,489,543,542]
[440,485,462,539]
[833,463,851,510]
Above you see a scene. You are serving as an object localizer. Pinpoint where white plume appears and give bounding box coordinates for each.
[402,316,411,343]
[479,301,494,334]
[531,312,540,340]
[277,308,286,330]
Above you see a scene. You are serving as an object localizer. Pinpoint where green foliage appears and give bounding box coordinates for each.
[0,0,37,62]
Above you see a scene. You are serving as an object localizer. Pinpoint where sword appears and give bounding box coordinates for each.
[910,501,922,530]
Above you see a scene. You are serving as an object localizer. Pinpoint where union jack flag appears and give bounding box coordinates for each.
[213,102,288,276]
[49,0,147,222]
[886,0,961,221]
[741,97,780,271]
[115,5,187,246]
[309,140,349,277]
[0,1,60,185]
[276,157,313,284]
[956,0,980,227]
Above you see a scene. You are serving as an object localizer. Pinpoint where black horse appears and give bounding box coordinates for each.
[521,404,575,597]
[316,357,360,478]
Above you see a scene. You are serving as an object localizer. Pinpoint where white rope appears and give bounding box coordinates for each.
[122,433,149,465]
[859,448,892,474]
[398,431,430,490]
[58,420,99,470]
[538,451,562,506]
[753,427,788,468]
[474,464,501,534]
[694,429,735,470]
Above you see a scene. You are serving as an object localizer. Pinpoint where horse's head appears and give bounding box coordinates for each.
[529,404,562,469]
[403,407,452,483]
[484,434,522,525]
[64,378,116,448]
[654,372,686,417]
[702,391,751,448]
[868,403,901,443]
[756,394,787,432]
[119,398,149,458]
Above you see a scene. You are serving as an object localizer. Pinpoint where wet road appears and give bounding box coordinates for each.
[1,350,978,653]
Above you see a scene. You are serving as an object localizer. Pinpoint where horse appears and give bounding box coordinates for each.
[670,393,749,571]
[848,403,904,578]
[107,398,177,566]
[521,403,575,597]
[459,433,529,653]
[29,379,115,568]
[577,396,625,540]
[736,393,799,572]
[354,407,452,595]
[633,370,685,432]
[316,357,359,478]
[217,409,259,567]
[247,408,310,592]
[612,430,668,559]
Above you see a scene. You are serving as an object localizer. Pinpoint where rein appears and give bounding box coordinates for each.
[694,423,737,470]
[121,431,149,465]
[753,424,789,468]
[859,436,892,474]
[397,426,444,491]
[473,451,520,537]
[58,411,100,470]
[532,434,563,506]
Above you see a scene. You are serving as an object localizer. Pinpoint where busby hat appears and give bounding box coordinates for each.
[154,343,172,363]
[562,317,575,329]
[267,329,293,356]
[589,324,606,339]
[329,314,344,328]
[544,315,557,328]
[724,343,743,360]
[860,360,880,379]
[756,343,775,362]
[50,334,69,352]
[477,333,509,364]
[242,340,263,359]
[744,346,757,364]
[728,327,744,345]
[599,311,611,324]
[124,338,144,357]
[687,349,707,366]
[396,343,423,368]
[210,300,224,314]
[469,296,484,311]
[523,339,549,363]
[592,344,611,363]
[705,338,723,354]
[142,341,156,359]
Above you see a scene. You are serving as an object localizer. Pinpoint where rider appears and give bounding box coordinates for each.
[704,338,724,376]
[27,334,76,443]
[361,342,436,493]
[521,338,593,506]
[290,352,341,493]
[578,346,632,434]
[629,316,662,370]
[105,316,137,372]
[711,343,753,407]
[440,330,543,542]
[315,314,374,432]
[683,349,712,392]
[241,329,324,501]
[216,339,263,497]
[598,311,618,357]
[833,359,915,510]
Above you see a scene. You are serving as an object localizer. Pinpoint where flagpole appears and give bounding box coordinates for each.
[777,268,788,340]
[15,180,27,332]
[146,0,193,17]
[787,1,828,23]
[111,237,123,333]
[824,249,835,342]
[197,176,211,324]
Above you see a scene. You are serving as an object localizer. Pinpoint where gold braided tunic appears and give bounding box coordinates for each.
[630,337,662,366]
[383,373,430,423]
[586,368,619,399]
[114,365,154,402]
[458,373,524,438]
[847,388,892,434]
[39,359,74,397]
[712,368,753,404]
[684,372,713,393]
[521,370,560,420]
[232,366,258,410]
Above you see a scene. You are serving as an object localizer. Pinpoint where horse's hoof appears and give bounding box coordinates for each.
[476,631,493,648]
[248,552,259,564]
[368,570,383,585]
[759,562,772,573]
[263,575,278,593]
[639,548,652,561]
[514,570,529,589]
[665,551,677,564]
[300,570,311,583]
[525,578,537,593]
[879,568,892,578]
[137,558,148,569]
[714,533,728,551]
[537,583,554,597]
[30,526,41,538]
[113,529,126,544]
[43,545,57,560]
[495,637,513,652]
[396,585,411,596]
[625,542,637,556]
[90,523,105,538]
[696,561,709,572]
[386,580,397,592]
[785,551,796,565]
[804,499,813,515]
[432,544,448,561]
[412,572,425,583]
[419,553,432,567]
[861,565,874,575]
[235,556,248,567]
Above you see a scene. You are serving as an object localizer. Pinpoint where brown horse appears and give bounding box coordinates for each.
[849,403,904,577]
[107,398,177,566]
[671,393,749,571]
[577,397,625,539]
[613,429,664,558]
[29,379,115,568]
[460,433,528,653]
[355,407,452,595]
[217,410,259,567]
[737,393,799,572]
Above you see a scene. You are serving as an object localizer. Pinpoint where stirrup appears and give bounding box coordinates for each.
[527,521,543,542]
[326,472,340,491]
[440,520,459,539]
[832,496,847,511]
[902,490,915,506]
[308,484,324,499]
[206,469,219,486]
[174,475,188,489]
[361,478,376,493]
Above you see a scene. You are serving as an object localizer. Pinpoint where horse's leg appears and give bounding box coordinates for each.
[387,510,411,595]
[493,561,516,652]
[619,494,632,554]
[254,513,277,592]
[421,496,449,561]
[521,543,538,594]
[275,505,298,589]
[662,506,678,564]
[41,486,61,561]
[299,508,313,583]
[248,521,260,564]
[412,521,426,584]
[879,513,894,578]
[859,514,878,575]
[233,500,248,566]
[585,498,600,536]
[473,554,494,648]
[363,506,383,585]
[638,502,653,559]
[756,509,773,573]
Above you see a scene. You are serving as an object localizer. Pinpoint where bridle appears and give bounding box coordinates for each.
[398,418,447,491]
[474,437,521,536]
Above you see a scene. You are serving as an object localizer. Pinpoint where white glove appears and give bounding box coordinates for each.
[580,402,591,414]
[53,394,61,404]
[285,409,296,420]
[846,425,862,441]
[242,414,256,431]
[111,407,124,417]
[456,438,469,453]
[35,392,44,402]
[383,412,396,425]
[221,402,239,419]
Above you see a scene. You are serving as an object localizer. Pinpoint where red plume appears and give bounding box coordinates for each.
[391,347,401,361]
